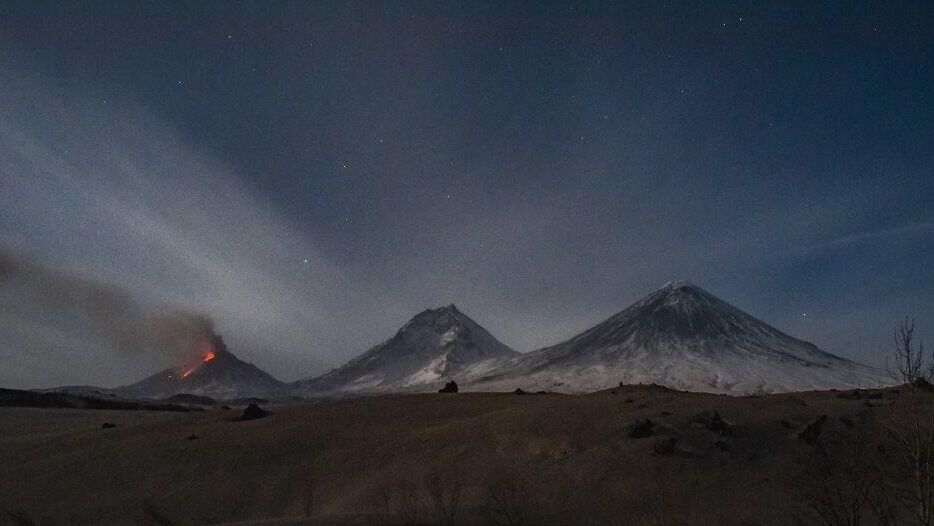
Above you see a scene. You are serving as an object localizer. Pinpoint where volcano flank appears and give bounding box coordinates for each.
[115,336,285,400]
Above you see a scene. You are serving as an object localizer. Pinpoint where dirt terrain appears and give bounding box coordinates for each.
[0,386,926,525]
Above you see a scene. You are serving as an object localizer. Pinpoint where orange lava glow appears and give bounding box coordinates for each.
[179,340,217,379]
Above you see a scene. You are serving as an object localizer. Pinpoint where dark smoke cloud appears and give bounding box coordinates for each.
[0,247,216,364]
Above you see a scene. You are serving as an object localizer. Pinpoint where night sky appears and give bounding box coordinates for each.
[1,1,932,388]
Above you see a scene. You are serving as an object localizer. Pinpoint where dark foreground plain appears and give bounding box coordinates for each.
[1,385,931,526]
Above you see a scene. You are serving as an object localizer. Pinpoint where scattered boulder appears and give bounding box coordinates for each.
[797,415,828,445]
[624,398,635,404]
[439,380,459,393]
[101,422,116,429]
[714,440,731,452]
[628,418,655,438]
[692,410,732,436]
[238,403,271,421]
[839,415,855,428]
[652,437,678,455]
[513,388,526,395]
[186,434,199,440]
[661,411,673,416]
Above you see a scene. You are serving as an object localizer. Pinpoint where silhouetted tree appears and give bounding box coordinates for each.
[885,318,934,525]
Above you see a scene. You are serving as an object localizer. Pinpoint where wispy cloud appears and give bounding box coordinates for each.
[0,72,359,386]
[800,221,934,255]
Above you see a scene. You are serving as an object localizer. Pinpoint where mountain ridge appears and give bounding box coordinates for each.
[115,336,285,400]
[470,280,889,394]
[293,304,518,396]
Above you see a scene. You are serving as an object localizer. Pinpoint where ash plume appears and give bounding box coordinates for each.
[0,247,216,364]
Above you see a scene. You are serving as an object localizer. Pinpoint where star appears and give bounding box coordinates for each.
[303,258,309,264]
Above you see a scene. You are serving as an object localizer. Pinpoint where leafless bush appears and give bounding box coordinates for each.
[481,469,535,526]
[885,318,934,525]
[425,466,464,526]
[374,479,422,525]
[302,467,315,517]
[795,415,893,526]
[888,318,932,387]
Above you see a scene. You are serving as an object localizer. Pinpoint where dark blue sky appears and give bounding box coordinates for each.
[1,1,932,387]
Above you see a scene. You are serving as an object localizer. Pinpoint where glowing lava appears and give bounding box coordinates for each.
[180,341,218,378]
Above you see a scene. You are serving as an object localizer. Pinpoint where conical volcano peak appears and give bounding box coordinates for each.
[658,280,710,297]
[403,304,467,332]
[116,335,284,400]
[296,304,517,395]
[631,280,718,313]
[468,282,888,395]
[663,279,696,290]
[415,304,463,317]
[628,281,751,338]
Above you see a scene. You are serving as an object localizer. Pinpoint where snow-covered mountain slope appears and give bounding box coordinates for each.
[471,281,890,395]
[293,305,518,396]
[115,336,285,400]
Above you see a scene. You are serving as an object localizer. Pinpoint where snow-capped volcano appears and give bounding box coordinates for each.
[115,336,285,400]
[294,305,518,396]
[472,281,890,395]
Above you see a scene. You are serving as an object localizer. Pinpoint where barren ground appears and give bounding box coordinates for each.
[0,386,924,525]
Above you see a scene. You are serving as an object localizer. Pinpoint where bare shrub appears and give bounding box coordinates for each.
[481,469,535,526]
[885,318,934,525]
[888,318,930,387]
[374,479,422,525]
[795,414,892,526]
[302,467,315,517]
[425,466,464,526]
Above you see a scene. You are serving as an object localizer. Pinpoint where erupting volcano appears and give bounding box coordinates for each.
[180,342,219,378]
[116,335,286,400]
